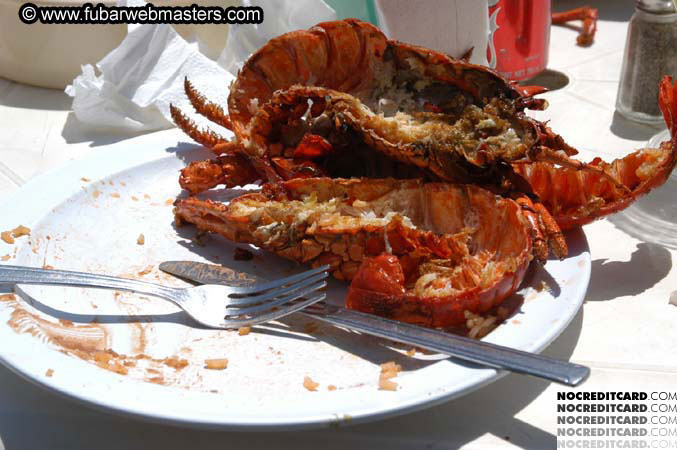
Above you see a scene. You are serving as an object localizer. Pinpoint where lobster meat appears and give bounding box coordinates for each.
[174,178,534,329]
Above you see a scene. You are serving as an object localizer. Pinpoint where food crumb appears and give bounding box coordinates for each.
[303,376,319,392]
[1,254,10,261]
[92,351,129,375]
[238,326,251,336]
[111,193,120,198]
[147,376,164,384]
[45,369,54,377]
[163,356,189,370]
[1,226,31,244]
[131,196,139,201]
[204,358,229,370]
[0,294,16,302]
[43,264,54,270]
[165,198,174,206]
[12,226,29,237]
[144,194,151,200]
[406,348,416,357]
[92,190,100,198]
[137,265,153,276]
[81,177,91,182]
[378,361,402,391]
[327,385,337,391]
[137,234,145,245]
[379,377,398,391]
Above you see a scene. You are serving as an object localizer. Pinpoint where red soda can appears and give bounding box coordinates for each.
[487,0,551,81]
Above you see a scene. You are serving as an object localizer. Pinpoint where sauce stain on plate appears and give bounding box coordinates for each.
[5,294,109,352]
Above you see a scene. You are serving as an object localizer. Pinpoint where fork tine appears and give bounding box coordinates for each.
[223,293,326,329]
[229,265,330,296]
[227,271,328,306]
[229,281,327,316]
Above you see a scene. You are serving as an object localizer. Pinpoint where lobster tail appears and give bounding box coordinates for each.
[514,77,677,230]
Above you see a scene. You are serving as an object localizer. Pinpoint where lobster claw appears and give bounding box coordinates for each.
[517,85,549,97]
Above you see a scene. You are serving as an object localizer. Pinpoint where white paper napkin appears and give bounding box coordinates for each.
[218,0,337,75]
[65,0,336,132]
[65,22,234,132]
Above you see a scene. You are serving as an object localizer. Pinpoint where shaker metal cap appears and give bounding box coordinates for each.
[637,0,677,13]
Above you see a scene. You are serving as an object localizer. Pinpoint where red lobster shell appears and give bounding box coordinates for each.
[174,178,534,329]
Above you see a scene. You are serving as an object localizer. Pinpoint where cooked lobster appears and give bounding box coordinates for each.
[170,19,677,333]
[174,178,534,330]
[173,20,676,235]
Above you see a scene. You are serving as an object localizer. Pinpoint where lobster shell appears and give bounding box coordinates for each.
[513,76,677,230]
[228,19,537,142]
[174,178,534,328]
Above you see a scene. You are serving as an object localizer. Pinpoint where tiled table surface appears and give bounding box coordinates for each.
[0,3,676,449]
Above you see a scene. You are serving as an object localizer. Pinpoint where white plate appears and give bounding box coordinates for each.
[0,133,590,430]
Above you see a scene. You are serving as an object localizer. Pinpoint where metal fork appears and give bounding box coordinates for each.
[0,264,329,329]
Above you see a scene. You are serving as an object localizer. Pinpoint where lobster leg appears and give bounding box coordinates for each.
[170,104,230,151]
[179,154,260,194]
[512,195,567,261]
[552,7,599,47]
[184,78,233,131]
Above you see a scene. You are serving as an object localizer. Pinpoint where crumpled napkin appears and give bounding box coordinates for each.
[65,0,336,132]
[218,0,336,74]
[65,23,233,132]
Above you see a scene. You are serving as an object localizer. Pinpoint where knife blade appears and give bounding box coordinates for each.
[159,260,589,387]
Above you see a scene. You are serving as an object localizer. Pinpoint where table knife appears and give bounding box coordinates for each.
[159,261,589,387]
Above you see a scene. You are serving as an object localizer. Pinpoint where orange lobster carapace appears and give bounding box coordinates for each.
[174,178,536,330]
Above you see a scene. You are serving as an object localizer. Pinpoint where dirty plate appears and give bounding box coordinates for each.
[0,131,591,430]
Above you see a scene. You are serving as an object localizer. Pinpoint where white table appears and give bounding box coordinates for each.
[0,2,676,448]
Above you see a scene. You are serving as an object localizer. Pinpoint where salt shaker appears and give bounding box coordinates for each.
[616,0,677,125]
